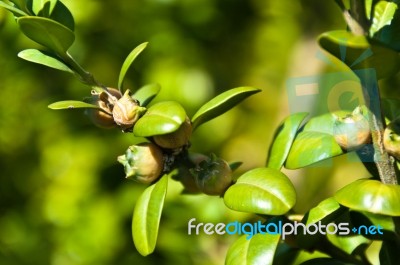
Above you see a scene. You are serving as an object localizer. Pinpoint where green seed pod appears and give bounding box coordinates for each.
[384,118,400,160]
[112,90,147,132]
[117,142,164,184]
[153,117,192,149]
[86,88,122,128]
[175,153,208,194]
[191,154,233,196]
[333,106,371,151]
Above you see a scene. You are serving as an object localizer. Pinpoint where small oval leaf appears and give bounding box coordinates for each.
[267,112,308,169]
[0,1,28,16]
[32,0,57,15]
[369,1,398,37]
[225,233,280,265]
[133,101,186,137]
[132,175,168,256]
[17,16,75,54]
[191,87,261,130]
[118,42,148,90]
[335,179,400,216]
[133,83,161,107]
[48,0,75,31]
[18,49,73,73]
[224,167,296,215]
[318,30,400,79]
[285,131,343,169]
[48,100,99,110]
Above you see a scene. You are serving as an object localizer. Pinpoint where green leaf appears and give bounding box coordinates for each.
[369,1,398,36]
[300,258,356,265]
[380,241,400,265]
[382,98,400,121]
[48,100,99,110]
[48,1,74,31]
[225,233,280,265]
[133,101,186,137]
[132,175,168,256]
[133,83,160,107]
[349,211,397,240]
[191,87,261,130]
[297,198,347,249]
[267,112,308,169]
[285,131,343,169]
[17,16,75,54]
[18,49,73,73]
[334,179,400,216]
[318,30,400,79]
[224,167,296,215]
[32,0,57,16]
[0,1,28,16]
[118,42,148,91]
[302,111,350,135]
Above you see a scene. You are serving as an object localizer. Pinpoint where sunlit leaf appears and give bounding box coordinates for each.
[132,175,168,256]
[133,83,160,107]
[370,1,398,37]
[133,101,186,137]
[318,30,400,79]
[285,131,343,169]
[191,87,261,130]
[302,111,350,135]
[224,167,296,215]
[18,16,75,54]
[0,1,27,16]
[225,233,280,265]
[118,42,148,91]
[18,49,73,73]
[48,100,99,110]
[267,112,308,169]
[334,179,400,216]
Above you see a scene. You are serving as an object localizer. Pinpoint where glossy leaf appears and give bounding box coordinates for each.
[32,0,57,16]
[0,1,27,16]
[349,211,397,240]
[48,100,99,110]
[18,49,73,73]
[370,1,398,37]
[132,175,168,256]
[191,87,261,130]
[224,167,296,215]
[285,131,343,169]
[17,16,75,54]
[326,232,370,256]
[225,233,280,265]
[303,111,350,135]
[118,42,148,90]
[297,198,347,249]
[133,101,186,137]
[133,83,160,107]
[335,179,400,216]
[267,112,308,169]
[318,30,400,79]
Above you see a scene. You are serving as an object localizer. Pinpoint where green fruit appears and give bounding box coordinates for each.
[117,143,164,184]
[384,118,400,160]
[112,90,146,132]
[153,117,192,149]
[333,106,371,150]
[192,154,233,196]
[175,153,208,193]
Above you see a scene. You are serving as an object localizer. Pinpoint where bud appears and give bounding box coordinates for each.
[112,90,146,132]
[191,154,233,196]
[117,143,164,184]
[153,117,192,149]
[85,88,122,128]
[384,118,400,160]
[333,106,371,150]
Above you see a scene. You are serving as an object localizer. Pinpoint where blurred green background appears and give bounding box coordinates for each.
[0,0,386,264]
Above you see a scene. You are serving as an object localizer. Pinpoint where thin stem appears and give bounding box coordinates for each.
[360,79,398,184]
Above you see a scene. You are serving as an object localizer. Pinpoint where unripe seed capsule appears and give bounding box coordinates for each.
[153,117,192,149]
